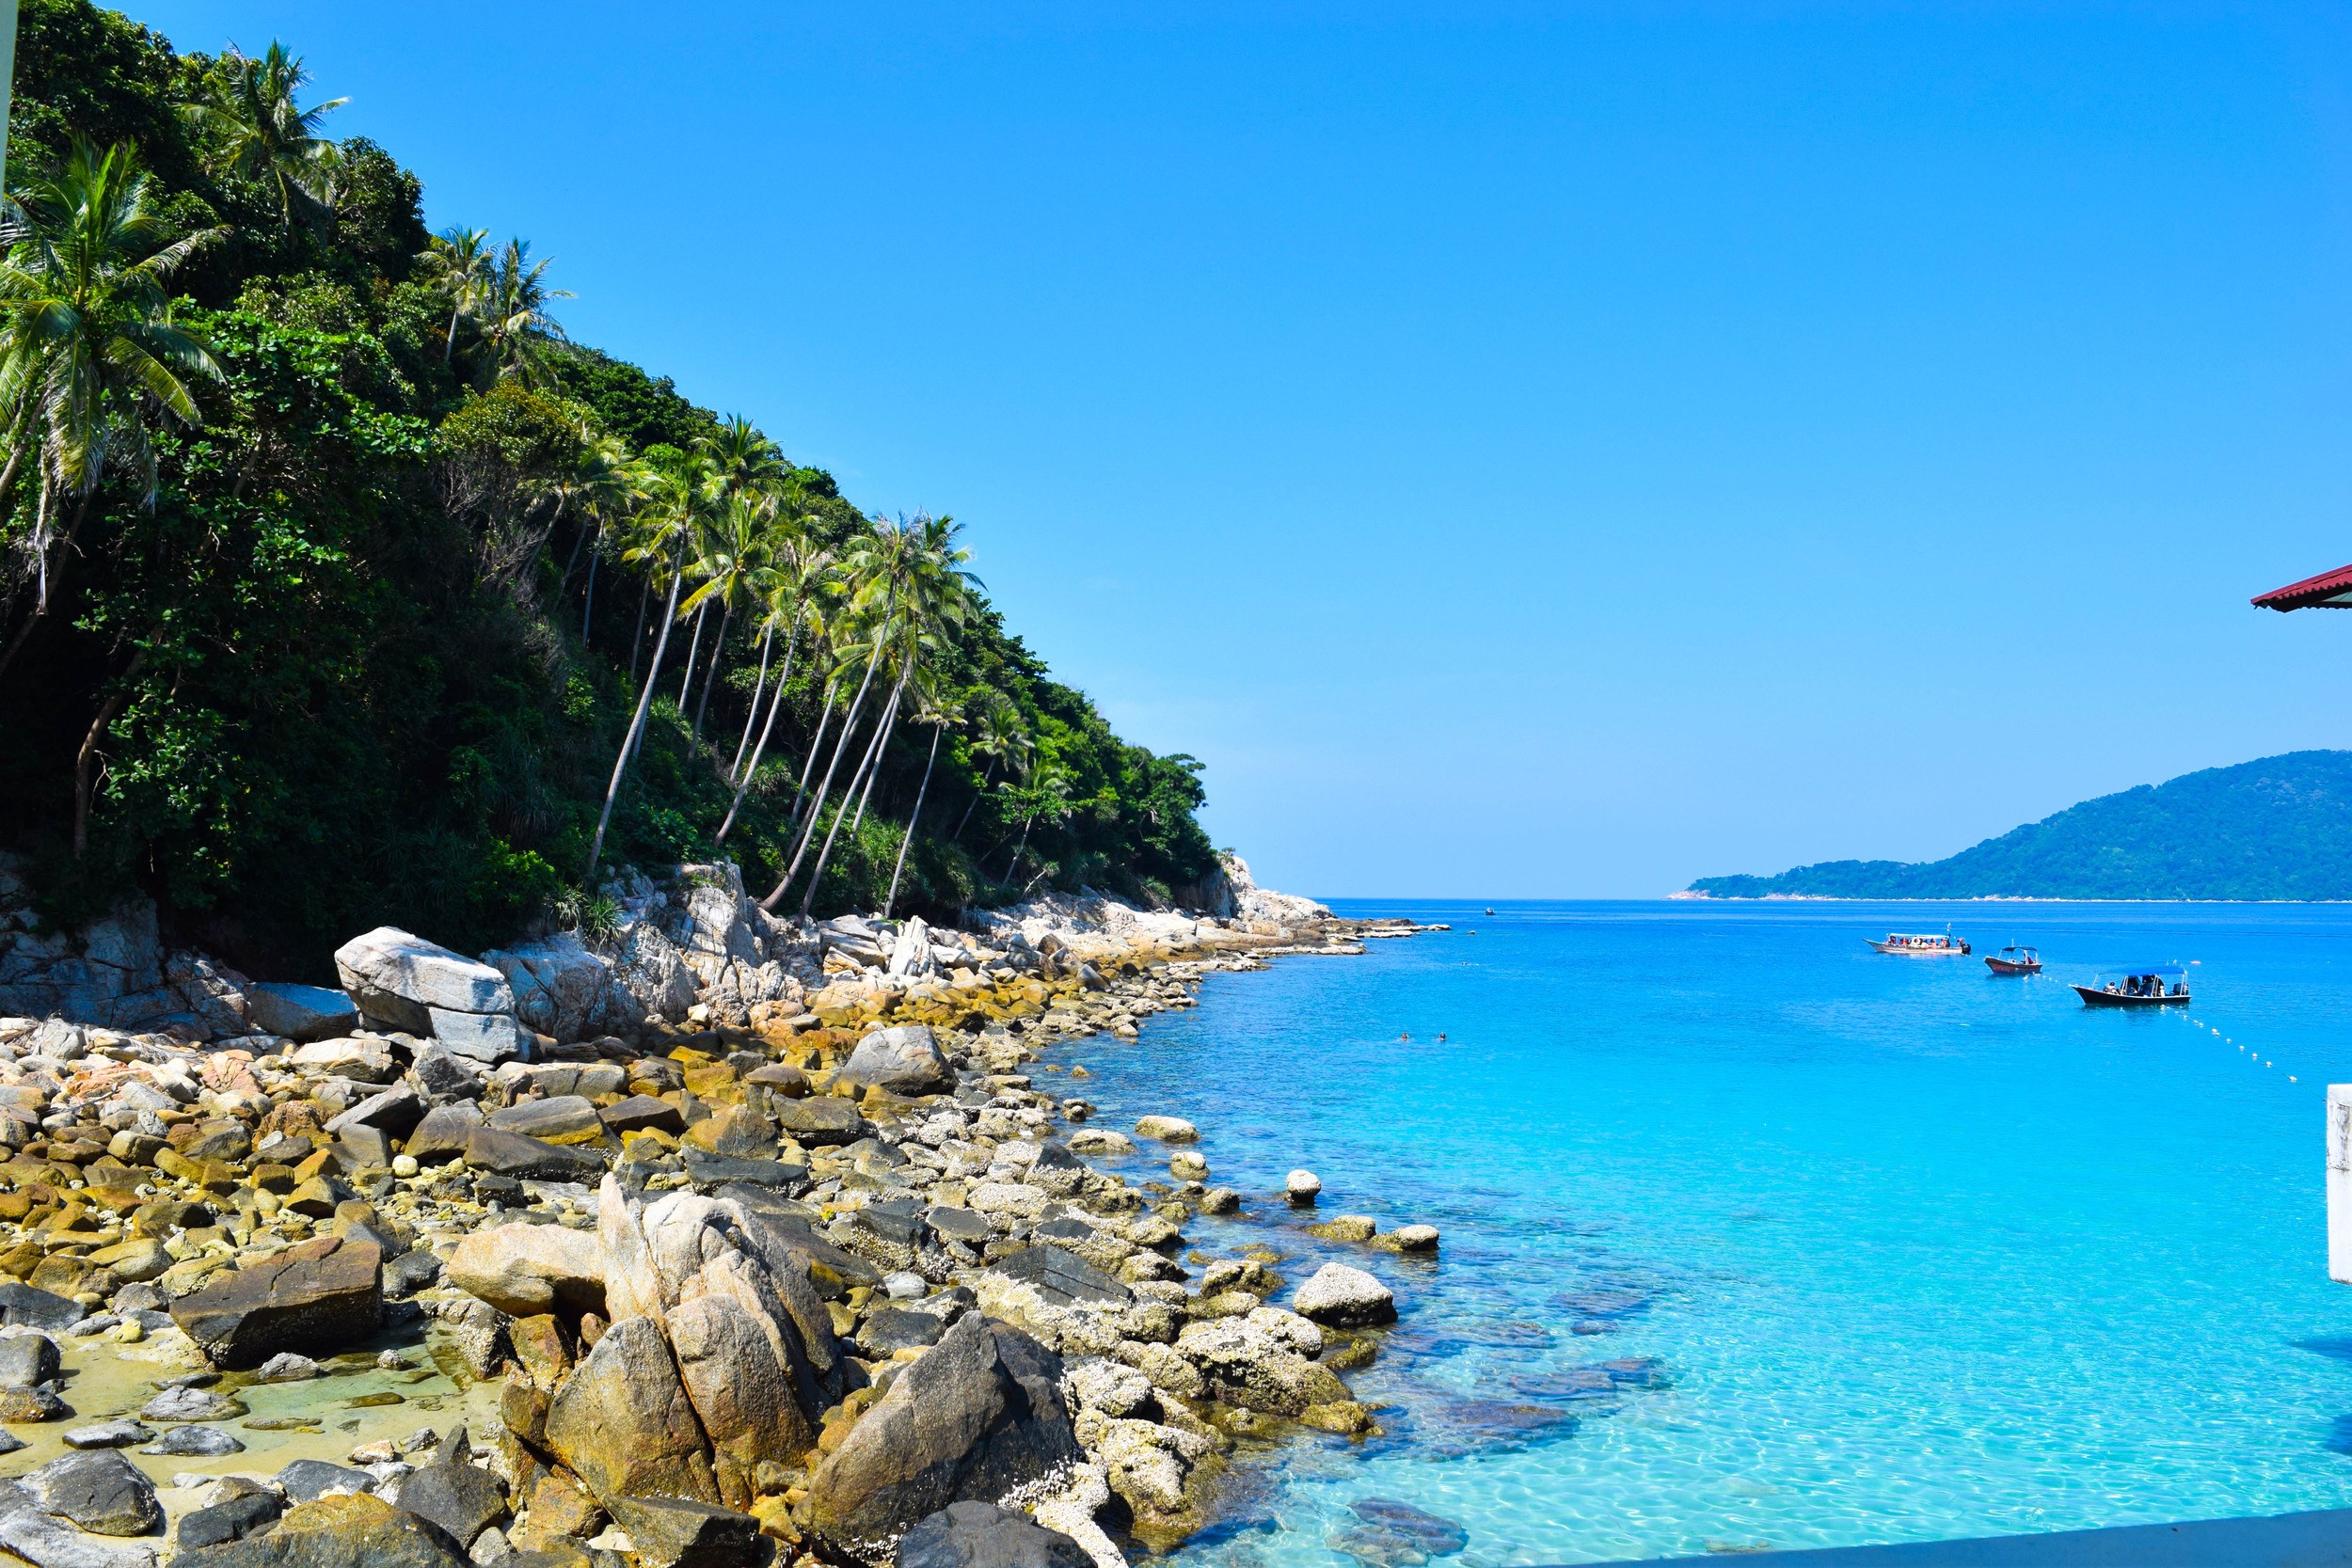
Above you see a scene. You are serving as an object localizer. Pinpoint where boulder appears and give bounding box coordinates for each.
[169,1235,382,1370]
[1284,1169,1321,1205]
[1291,1262,1394,1326]
[170,1493,469,1568]
[326,1086,424,1142]
[243,983,358,1043]
[61,1421,151,1451]
[424,1008,528,1067]
[988,1246,1129,1309]
[1172,1318,1349,1416]
[486,1096,605,1145]
[139,1386,243,1422]
[0,1481,157,1568]
[333,928,514,1034]
[845,1022,950,1092]
[541,1316,718,1507]
[394,1462,507,1548]
[22,1449,162,1536]
[0,1285,83,1332]
[604,1497,762,1568]
[175,1492,281,1551]
[275,1461,374,1504]
[142,1424,243,1457]
[480,935,612,1043]
[667,1275,817,1502]
[805,1313,1080,1561]
[1132,1117,1196,1145]
[0,1332,60,1391]
[463,1127,603,1183]
[447,1224,605,1318]
[403,1103,482,1164]
[771,1096,864,1146]
[896,1502,1093,1568]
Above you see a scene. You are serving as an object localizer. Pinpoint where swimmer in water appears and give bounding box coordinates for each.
[1438,1033,1447,1042]
[1401,1032,1410,1042]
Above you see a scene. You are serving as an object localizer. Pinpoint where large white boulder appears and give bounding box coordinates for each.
[1291,1261,1395,1326]
[482,934,614,1042]
[835,1023,951,1095]
[243,982,358,1043]
[333,927,514,1034]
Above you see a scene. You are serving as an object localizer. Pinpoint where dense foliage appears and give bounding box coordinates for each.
[0,0,1216,981]
[1689,751,2352,901]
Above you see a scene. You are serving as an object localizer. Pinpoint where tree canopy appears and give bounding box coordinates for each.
[0,0,1217,980]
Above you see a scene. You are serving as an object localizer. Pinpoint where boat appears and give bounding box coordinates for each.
[1985,944,2042,975]
[2073,964,2190,1006]
[1867,928,1970,957]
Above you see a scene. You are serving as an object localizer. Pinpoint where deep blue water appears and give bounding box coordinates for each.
[1044,900,2352,1565]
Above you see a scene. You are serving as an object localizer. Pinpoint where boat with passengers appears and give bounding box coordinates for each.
[2073,964,2190,1006]
[1985,944,2042,975]
[1867,928,1970,957]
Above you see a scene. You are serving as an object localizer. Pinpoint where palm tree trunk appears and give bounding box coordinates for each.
[799,673,902,920]
[760,645,884,912]
[580,548,599,641]
[847,678,905,842]
[557,519,595,604]
[628,575,652,683]
[715,631,797,847]
[691,603,731,743]
[952,758,998,843]
[444,303,461,366]
[72,649,149,858]
[730,622,775,782]
[676,601,708,707]
[1003,807,1041,884]
[790,680,838,827]
[885,721,945,918]
[586,568,686,884]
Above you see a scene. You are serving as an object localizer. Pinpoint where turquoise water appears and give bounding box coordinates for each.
[1049,900,2352,1565]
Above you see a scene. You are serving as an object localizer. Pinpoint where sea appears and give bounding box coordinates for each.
[1039,899,2352,1565]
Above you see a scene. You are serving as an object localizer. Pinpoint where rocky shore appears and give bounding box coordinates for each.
[0,857,1440,1568]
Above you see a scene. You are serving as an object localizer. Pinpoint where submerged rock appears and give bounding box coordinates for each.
[1292,1263,1396,1327]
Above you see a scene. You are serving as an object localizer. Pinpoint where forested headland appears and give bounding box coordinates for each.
[1687,751,2352,901]
[0,0,1217,981]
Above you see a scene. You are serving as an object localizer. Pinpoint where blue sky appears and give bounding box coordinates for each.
[133,1,2352,896]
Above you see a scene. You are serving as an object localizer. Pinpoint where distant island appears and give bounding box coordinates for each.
[1687,751,2352,901]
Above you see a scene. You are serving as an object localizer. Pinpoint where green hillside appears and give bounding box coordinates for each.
[1689,751,2352,901]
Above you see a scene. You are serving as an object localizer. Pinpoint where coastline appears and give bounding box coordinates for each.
[0,855,1432,1568]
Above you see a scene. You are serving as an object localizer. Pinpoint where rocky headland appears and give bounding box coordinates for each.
[0,855,1439,1568]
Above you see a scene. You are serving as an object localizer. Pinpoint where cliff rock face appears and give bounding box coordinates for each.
[0,856,250,1036]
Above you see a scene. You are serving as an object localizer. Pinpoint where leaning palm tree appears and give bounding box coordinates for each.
[883,682,961,918]
[478,239,571,387]
[0,137,221,687]
[790,514,977,918]
[181,41,346,230]
[676,485,774,740]
[414,226,494,368]
[582,446,711,883]
[713,537,830,847]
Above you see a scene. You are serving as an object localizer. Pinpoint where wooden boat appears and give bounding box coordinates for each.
[1985,945,2042,975]
[1867,929,1970,957]
[2073,964,2190,1006]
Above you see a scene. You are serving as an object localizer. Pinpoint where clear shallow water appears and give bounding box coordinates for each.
[1045,901,2352,1565]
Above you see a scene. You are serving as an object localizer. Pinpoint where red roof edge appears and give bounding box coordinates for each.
[2252,562,2352,611]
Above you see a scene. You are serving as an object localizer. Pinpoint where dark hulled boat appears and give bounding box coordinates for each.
[2073,964,2189,1006]
[1985,945,2042,975]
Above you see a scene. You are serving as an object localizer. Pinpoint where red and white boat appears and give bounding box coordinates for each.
[1867,928,1970,957]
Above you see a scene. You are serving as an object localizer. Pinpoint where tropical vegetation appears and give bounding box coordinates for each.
[0,0,1217,980]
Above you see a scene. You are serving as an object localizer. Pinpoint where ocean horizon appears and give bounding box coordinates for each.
[1044,898,2352,1565]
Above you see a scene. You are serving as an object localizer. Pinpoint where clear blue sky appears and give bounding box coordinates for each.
[131,1,2352,897]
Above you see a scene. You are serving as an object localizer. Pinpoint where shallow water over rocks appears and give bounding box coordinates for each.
[1049,899,2352,1565]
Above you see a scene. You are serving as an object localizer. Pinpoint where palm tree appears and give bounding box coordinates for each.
[788,513,977,918]
[478,239,570,387]
[714,539,829,847]
[182,41,345,230]
[550,428,641,621]
[0,137,220,687]
[677,485,773,740]
[1001,766,1073,891]
[582,446,710,883]
[415,227,493,368]
[952,689,1029,843]
[703,415,786,499]
[884,683,961,918]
